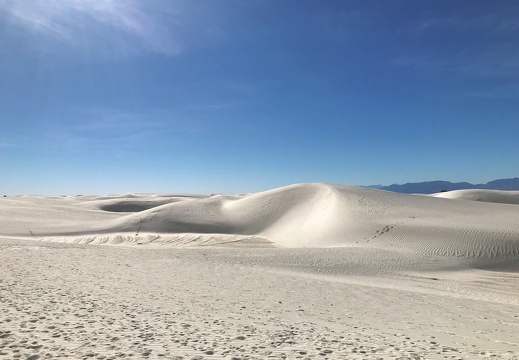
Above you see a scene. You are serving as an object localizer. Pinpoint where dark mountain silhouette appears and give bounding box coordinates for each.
[366,177,519,194]
[484,178,519,190]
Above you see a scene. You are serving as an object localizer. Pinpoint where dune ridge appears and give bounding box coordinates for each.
[432,189,519,205]
[2,183,519,260]
[2,184,519,359]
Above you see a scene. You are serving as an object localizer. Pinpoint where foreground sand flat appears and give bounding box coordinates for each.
[1,239,519,359]
[1,183,519,359]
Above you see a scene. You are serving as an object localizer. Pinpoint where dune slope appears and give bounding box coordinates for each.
[3,184,519,359]
[1,183,519,261]
[432,189,519,205]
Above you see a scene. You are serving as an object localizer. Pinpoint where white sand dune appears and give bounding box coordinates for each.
[2,183,519,359]
[2,183,519,259]
[432,188,519,205]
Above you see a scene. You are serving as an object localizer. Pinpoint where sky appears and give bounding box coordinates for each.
[1,0,518,195]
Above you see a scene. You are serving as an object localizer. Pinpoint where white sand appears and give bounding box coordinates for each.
[432,189,519,205]
[1,183,519,359]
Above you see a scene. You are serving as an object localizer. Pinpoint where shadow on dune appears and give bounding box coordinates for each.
[99,200,178,212]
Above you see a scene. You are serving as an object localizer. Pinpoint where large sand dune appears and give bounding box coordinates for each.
[2,183,519,258]
[1,183,519,359]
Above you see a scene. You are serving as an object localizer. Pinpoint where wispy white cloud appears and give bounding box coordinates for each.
[45,127,179,150]
[399,11,519,79]
[40,108,201,151]
[0,0,205,58]
[397,43,519,79]
[465,84,519,99]
[77,109,164,132]
[317,8,370,40]
[173,79,267,112]
[462,49,519,79]
[416,13,519,35]
[0,140,16,148]
[185,101,245,112]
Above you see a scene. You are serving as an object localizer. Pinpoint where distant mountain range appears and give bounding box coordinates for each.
[366,177,519,194]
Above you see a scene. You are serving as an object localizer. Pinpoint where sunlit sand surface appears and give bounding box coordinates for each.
[1,183,519,359]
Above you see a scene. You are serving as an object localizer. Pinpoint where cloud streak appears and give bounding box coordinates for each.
[416,13,519,35]
[0,140,16,148]
[397,45,519,79]
[397,10,519,79]
[76,109,165,132]
[0,0,187,57]
[38,108,203,152]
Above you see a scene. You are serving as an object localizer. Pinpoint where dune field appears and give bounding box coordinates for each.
[1,183,519,359]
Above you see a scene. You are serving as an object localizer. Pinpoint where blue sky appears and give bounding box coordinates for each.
[1,0,518,195]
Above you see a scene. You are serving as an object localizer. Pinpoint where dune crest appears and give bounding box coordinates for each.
[3,183,519,359]
[2,183,519,261]
[432,189,519,205]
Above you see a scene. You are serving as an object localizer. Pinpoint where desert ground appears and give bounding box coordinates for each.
[1,183,519,359]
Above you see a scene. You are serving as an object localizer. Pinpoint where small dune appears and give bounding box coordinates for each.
[431,189,519,205]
